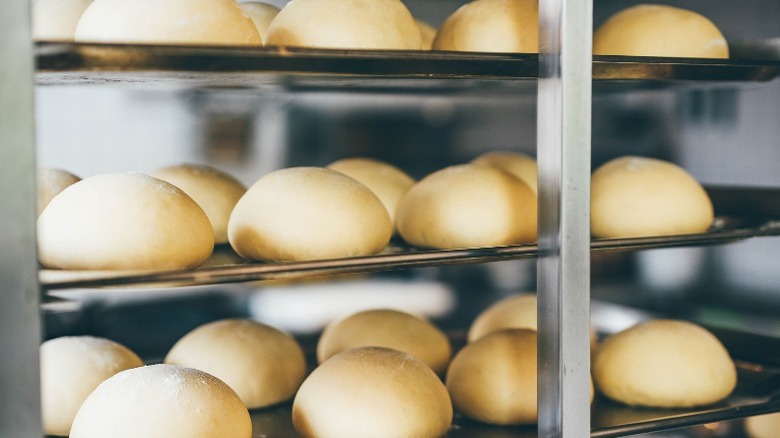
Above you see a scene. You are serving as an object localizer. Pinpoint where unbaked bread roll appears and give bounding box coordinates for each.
[33,0,94,41]
[590,156,714,238]
[228,167,392,262]
[74,0,262,46]
[165,319,306,409]
[593,4,728,58]
[151,164,246,244]
[396,164,537,249]
[239,2,280,41]
[37,168,81,216]
[41,336,143,436]
[472,151,538,194]
[70,364,251,438]
[593,319,737,408]
[745,413,780,438]
[293,346,452,438]
[37,172,214,270]
[317,309,451,374]
[264,0,422,50]
[327,157,415,228]
[416,19,437,50]
[433,0,538,53]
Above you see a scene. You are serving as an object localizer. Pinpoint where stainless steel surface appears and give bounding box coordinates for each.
[537,0,593,435]
[0,1,43,437]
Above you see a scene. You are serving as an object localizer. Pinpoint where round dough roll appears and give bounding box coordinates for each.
[75,0,262,46]
[590,156,714,238]
[327,157,415,228]
[593,4,728,58]
[396,164,537,249]
[228,167,392,262]
[165,319,306,409]
[416,19,437,50]
[472,151,538,194]
[264,0,422,50]
[37,167,81,216]
[433,0,538,53]
[41,336,143,436]
[33,0,94,41]
[317,309,451,374]
[239,2,280,41]
[37,172,214,270]
[293,346,452,438]
[745,413,780,438]
[151,164,247,244]
[593,319,737,408]
[70,364,251,438]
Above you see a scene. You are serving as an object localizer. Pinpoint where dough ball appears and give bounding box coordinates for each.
[41,336,143,436]
[37,172,214,270]
[433,0,538,53]
[593,319,737,408]
[472,151,538,194]
[164,319,306,409]
[317,309,451,374]
[396,164,537,249]
[151,164,247,244]
[228,167,392,262]
[416,19,437,50]
[593,4,728,58]
[74,0,262,46]
[265,0,422,50]
[37,167,81,216]
[70,364,251,438]
[745,413,780,438]
[327,157,415,228]
[33,0,94,41]
[238,2,280,41]
[293,346,452,438]
[590,156,714,238]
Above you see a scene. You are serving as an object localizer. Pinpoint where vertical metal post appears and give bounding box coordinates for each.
[0,1,43,437]
[537,0,593,436]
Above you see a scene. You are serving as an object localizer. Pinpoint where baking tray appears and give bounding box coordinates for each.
[34,43,780,90]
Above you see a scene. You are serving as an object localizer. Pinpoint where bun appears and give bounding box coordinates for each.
[239,2,280,41]
[75,0,262,46]
[472,151,538,194]
[745,413,780,438]
[70,364,251,438]
[41,336,143,436]
[594,5,728,58]
[416,19,437,50]
[165,319,306,409]
[317,309,451,373]
[37,168,81,216]
[265,0,422,50]
[37,172,214,270]
[293,347,452,438]
[228,167,392,262]
[593,319,737,408]
[33,0,94,41]
[433,0,538,53]
[396,164,536,249]
[590,156,714,238]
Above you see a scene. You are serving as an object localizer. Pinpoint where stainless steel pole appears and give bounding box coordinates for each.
[0,1,43,437]
[537,0,593,435]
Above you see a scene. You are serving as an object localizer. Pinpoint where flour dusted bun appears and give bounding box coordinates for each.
[591,156,714,238]
[38,172,214,270]
[745,413,780,438]
[239,2,280,41]
[397,164,536,249]
[151,164,246,244]
[37,168,81,216]
[33,0,93,41]
[317,309,451,374]
[433,0,538,53]
[41,336,143,436]
[165,319,306,409]
[594,5,728,58]
[265,0,422,50]
[472,151,538,193]
[75,0,262,46]
[293,347,452,438]
[593,319,736,408]
[416,19,437,50]
[70,364,250,438]
[327,158,415,228]
[229,167,391,262]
